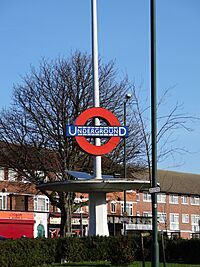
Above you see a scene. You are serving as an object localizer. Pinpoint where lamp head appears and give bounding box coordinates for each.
[125,93,131,100]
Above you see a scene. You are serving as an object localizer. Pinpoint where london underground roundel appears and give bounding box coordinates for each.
[66,107,128,155]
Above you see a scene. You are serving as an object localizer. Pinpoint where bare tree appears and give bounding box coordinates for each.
[128,85,198,180]
[0,51,143,236]
[0,51,196,236]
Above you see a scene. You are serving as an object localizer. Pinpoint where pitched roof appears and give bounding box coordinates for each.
[157,170,200,195]
[134,169,200,196]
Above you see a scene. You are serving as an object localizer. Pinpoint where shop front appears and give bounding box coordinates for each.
[0,211,35,238]
[48,213,88,237]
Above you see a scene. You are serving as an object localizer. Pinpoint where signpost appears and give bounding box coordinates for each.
[149,186,160,194]
[38,0,152,238]
[66,107,128,155]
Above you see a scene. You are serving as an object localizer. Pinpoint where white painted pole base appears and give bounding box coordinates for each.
[88,192,109,236]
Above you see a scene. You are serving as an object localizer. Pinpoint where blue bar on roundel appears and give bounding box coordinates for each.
[66,125,128,137]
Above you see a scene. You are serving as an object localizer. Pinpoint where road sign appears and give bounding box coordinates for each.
[66,107,128,155]
[149,186,160,194]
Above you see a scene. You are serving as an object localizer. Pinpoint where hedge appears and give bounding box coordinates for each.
[0,235,199,267]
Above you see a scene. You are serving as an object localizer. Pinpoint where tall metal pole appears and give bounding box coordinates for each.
[91,0,101,179]
[123,100,127,235]
[150,0,159,266]
[89,0,109,236]
[123,94,131,235]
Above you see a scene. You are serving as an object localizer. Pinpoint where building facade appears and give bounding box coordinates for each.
[0,167,199,239]
[107,170,200,239]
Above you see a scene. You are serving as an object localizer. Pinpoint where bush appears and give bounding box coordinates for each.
[0,238,58,267]
[57,237,86,262]
[107,236,135,266]
[83,236,109,261]
[0,235,199,266]
[165,238,200,264]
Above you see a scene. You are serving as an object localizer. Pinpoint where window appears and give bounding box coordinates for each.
[157,193,166,203]
[136,193,140,201]
[143,212,152,217]
[191,215,200,232]
[110,202,116,213]
[190,196,199,205]
[169,194,179,204]
[0,193,7,210]
[143,192,151,202]
[121,202,133,216]
[181,195,188,204]
[158,212,167,223]
[170,213,179,230]
[182,214,189,224]
[0,169,4,181]
[34,196,49,212]
[35,171,45,178]
[8,169,18,182]
[74,198,82,213]
[20,170,31,183]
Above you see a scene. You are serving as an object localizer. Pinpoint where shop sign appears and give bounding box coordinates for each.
[49,217,88,225]
[49,217,61,224]
[0,211,34,220]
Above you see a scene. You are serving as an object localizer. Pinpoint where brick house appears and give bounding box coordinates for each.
[0,166,199,239]
[107,170,200,238]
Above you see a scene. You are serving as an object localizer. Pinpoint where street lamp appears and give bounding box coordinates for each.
[80,195,84,237]
[123,93,131,235]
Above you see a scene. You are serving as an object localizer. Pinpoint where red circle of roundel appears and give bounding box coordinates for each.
[75,107,121,155]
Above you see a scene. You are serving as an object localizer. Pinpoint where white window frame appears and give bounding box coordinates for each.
[8,169,18,182]
[191,214,200,232]
[158,212,167,223]
[157,193,166,203]
[143,192,151,202]
[20,170,31,183]
[136,193,140,201]
[181,195,188,205]
[34,196,49,212]
[74,197,87,213]
[190,196,199,206]
[169,194,179,204]
[0,168,4,181]
[121,202,133,216]
[74,198,82,213]
[143,212,152,217]
[182,214,189,224]
[0,193,7,210]
[110,201,116,213]
[170,213,179,230]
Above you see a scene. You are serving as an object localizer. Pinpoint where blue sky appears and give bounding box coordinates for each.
[0,0,200,174]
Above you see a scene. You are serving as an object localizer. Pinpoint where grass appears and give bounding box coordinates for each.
[35,261,200,267]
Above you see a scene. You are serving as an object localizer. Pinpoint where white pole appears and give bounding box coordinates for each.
[91,0,101,179]
[88,0,109,236]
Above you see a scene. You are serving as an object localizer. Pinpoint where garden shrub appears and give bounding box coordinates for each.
[0,235,199,266]
[83,236,109,261]
[107,235,135,266]
[0,238,58,267]
[165,238,200,264]
[57,237,86,262]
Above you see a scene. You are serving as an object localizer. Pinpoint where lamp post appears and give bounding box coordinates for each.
[123,93,131,235]
[80,195,84,237]
[150,0,159,266]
